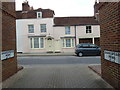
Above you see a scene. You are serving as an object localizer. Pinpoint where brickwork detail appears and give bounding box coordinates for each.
[99,2,120,89]
[1,2,17,81]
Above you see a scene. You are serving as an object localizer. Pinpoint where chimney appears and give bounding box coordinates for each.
[94,0,99,21]
[22,0,30,11]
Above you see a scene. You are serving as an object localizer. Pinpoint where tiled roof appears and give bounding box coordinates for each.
[16,8,55,19]
[54,17,99,26]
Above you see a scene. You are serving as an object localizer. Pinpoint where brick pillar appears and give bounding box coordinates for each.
[99,2,120,89]
[1,1,18,81]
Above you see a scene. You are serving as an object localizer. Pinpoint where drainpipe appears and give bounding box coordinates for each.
[74,25,77,46]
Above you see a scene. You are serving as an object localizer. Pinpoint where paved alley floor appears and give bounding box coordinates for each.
[8,64,113,88]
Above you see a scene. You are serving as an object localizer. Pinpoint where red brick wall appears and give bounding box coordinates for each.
[99,2,120,89]
[2,2,17,81]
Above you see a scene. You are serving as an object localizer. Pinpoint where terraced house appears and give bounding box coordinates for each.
[16,1,100,53]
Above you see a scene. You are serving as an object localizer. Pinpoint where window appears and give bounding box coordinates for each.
[37,12,42,18]
[34,38,39,48]
[65,26,70,35]
[40,24,46,32]
[66,39,71,47]
[62,38,74,48]
[40,38,44,48]
[86,26,92,33]
[30,38,44,49]
[28,25,34,33]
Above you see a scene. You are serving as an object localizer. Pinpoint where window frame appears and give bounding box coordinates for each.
[28,24,34,33]
[30,37,45,49]
[86,26,92,33]
[37,12,42,18]
[65,26,71,35]
[62,38,75,48]
[40,24,46,33]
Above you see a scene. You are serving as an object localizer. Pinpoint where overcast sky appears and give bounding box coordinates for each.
[15,0,96,17]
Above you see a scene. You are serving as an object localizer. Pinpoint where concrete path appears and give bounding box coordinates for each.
[8,64,113,88]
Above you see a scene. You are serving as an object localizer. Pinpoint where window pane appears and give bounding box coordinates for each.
[37,12,42,18]
[28,25,34,33]
[30,38,33,48]
[62,39,64,47]
[34,38,39,48]
[72,39,74,47]
[86,26,91,33]
[65,26,70,34]
[66,39,71,47]
[41,24,46,32]
[40,38,44,48]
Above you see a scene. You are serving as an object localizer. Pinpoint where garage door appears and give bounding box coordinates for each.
[79,38,92,44]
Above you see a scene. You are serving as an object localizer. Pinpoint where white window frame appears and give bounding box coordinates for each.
[40,24,46,33]
[62,38,75,48]
[30,37,45,49]
[65,26,71,35]
[86,26,92,33]
[37,12,42,18]
[28,24,34,33]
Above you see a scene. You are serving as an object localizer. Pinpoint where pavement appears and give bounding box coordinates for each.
[17,52,75,56]
[4,64,113,88]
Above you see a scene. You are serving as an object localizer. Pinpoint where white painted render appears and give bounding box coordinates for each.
[16,18,54,53]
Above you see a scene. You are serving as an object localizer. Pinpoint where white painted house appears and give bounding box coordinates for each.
[16,1,100,53]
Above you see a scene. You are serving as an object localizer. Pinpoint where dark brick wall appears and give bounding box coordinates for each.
[99,2,120,89]
[2,2,17,81]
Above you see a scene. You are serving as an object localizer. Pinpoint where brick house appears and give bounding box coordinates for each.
[0,1,18,81]
[16,1,100,53]
[98,2,120,89]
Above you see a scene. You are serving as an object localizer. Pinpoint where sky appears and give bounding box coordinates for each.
[15,0,96,17]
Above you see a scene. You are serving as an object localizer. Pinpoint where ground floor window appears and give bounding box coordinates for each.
[30,38,44,49]
[62,38,75,48]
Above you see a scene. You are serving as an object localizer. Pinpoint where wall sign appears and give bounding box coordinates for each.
[104,50,120,64]
[1,50,14,60]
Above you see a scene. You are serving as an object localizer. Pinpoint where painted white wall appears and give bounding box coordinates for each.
[76,25,100,44]
[53,26,75,40]
[53,25,100,45]
[16,18,54,53]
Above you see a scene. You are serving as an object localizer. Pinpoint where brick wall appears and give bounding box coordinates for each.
[99,2,120,89]
[1,2,17,81]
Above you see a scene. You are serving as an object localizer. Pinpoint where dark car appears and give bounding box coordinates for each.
[75,43,101,57]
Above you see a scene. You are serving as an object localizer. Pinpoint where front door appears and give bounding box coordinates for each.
[47,39,53,52]
[54,40,61,52]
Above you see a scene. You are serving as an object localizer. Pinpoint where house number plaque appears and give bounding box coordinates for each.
[1,50,14,60]
[104,50,120,64]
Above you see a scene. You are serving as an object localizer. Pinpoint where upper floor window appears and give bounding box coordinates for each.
[37,12,42,18]
[40,24,46,33]
[65,26,70,35]
[28,25,34,33]
[86,26,92,33]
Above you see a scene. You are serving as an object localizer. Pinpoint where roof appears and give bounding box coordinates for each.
[16,8,55,19]
[54,17,99,26]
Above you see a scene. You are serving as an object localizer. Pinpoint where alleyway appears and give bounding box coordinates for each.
[8,56,113,88]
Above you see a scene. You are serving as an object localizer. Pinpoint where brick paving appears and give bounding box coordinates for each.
[8,64,114,88]
[88,64,101,76]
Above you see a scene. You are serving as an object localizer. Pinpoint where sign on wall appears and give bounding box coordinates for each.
[104,50,120,64]
[1,50,14,60]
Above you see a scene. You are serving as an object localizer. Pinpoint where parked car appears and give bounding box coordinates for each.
[75,43,101,57]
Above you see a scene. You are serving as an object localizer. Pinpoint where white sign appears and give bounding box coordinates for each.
[104,50,120,64]
[1,50,14,60]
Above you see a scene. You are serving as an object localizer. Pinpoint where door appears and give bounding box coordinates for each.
[47,39,53,52]
[54,40,61,52]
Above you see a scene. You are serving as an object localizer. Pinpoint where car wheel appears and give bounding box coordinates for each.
[78,52,83,57]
